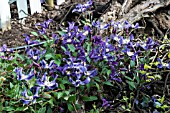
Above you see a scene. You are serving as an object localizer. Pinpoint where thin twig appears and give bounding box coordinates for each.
[147,19,164,38]
[163,72,170,95]
[72,102,78,113]
[40,89,62,96]
[131,89,139,111]
[59,4,77,25]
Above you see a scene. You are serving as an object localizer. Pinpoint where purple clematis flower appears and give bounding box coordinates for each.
[157,58,170,69]
[167,63,170,69]
[35,19,53,34]
[20,87,40,104]
[38,28,46,35]
[37,73,58,89]
[92,21,110,29]
[24,34,39,45]
[110,67,122,82]
[129,34,134,40]
[0,56,13,60]
[152,96,162,108]
[62,58,97,87]
[35,19,52,29]
[72,0,93,13]
[69,76,90,87]
[131,50,140,61]
[140,37,156,50]
[14,68,34,81]
[124,20,132,30]
[92,35,103,45]
[132,23,139,29]
[0,44,13,52]
[157,58,163,68]
[72,5,86,13]
[102,98,110,107]
[112,21,123,31]
[52,33,60,44]
[89,37,114,62]
[85,69,98,77]
[68,22,75,31]
[92,20,101,28]
[83,25,91,33]
[26,48,40,61]
[40,59,55,69]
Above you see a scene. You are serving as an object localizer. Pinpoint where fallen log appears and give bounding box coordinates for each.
[116,0,170,24]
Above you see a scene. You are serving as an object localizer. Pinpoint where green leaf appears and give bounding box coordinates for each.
[31,31,39,36]
[140,58,145,63]
[144,64,152,70]
[81,20,91,27]
[82,96,98,102]
[103,81,113,86]
[43,35,49,40]
[125,76,133,81]
[54,59,61,66]
[106,70,111,76]
[48,98,54,107]
[120,71,125,75]
[127,81,136,90]
[10,82,13,89]
[16,106,28,111]
[45,53,54,60]
[133,74,140,83]
[158,95,165,104]
[64,91,70,95]
[86,83,91,92]
[94,76,101,82]
[67,44,76,52]
[168,52,170,58]
[95,82,100,90]
[15,53,24,61]
[123,96,129,102]
[59,84,65,90]
[42,92,51,99]
[6,65,14,71]
[73,52,77,57]
[79,85,85,91]
[3,107,15,111]
[81,20,86,25]
[30,106,36,112]
[87,42,92,52]
[130,60,136,68]
[86,56,91,63]
[121,105,126,110]
[64,96,69,100]
[57,31,66,36]
[61,46,66,52]
[47,107,53,113]
[75,103,81,110]
[68,95,76,102]
[67,103,74,112]
[161,104,169,110]
[82,96,91,101]
[61,79,69,84]
[56,54,62,59]
[57,92,64,99]
[28,77,36,89]
[38,107,46,113]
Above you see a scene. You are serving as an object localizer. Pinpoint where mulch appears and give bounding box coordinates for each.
[0,0,108,48]
[0,4,59,48]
